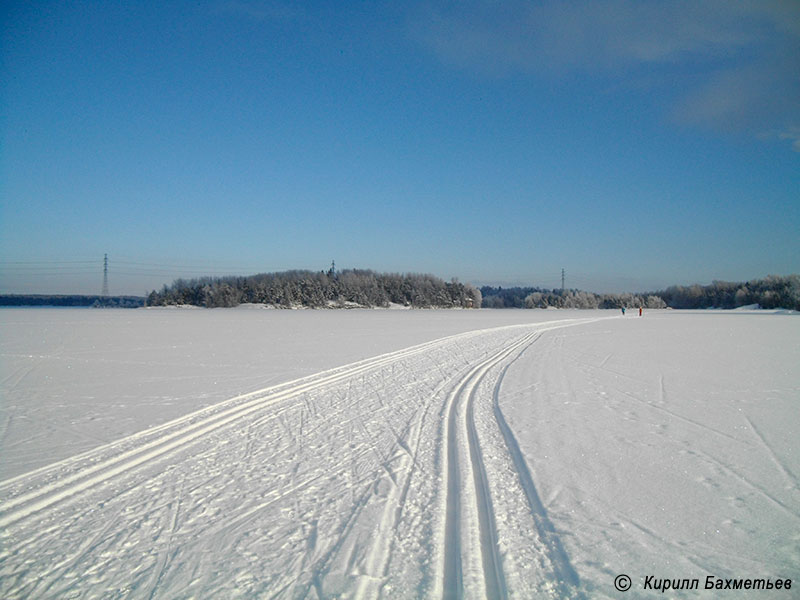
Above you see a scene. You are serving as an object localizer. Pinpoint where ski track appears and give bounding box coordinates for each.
[491,341,585,599]
[743,415,799,489]
[437,319,601,600]
[441,331,539,599]
[0,317,607,599]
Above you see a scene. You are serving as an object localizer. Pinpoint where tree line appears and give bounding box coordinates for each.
[146,269,483,309]
[0,294,144,308]
[147,272,798,310]
[480,287,667,309]
[655,275,799,310]
[480,274,799,311]
[5,274,795,311]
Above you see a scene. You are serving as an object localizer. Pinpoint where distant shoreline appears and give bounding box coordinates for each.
[3,273,798,311]
[0,294,145,308]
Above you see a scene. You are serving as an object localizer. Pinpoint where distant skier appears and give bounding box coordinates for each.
[621,307,626,316]
[639,307,643,317]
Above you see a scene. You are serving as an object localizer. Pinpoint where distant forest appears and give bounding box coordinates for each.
[4,274,796,311]
[146,269,482,309]
[655,275,800,310]
[481,286,667,308]
[481,287,667,309]
[0,295,144,308]
[481,274,800,311]
[146,272,799,310]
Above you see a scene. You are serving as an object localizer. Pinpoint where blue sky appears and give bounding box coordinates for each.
[2,1,799,295]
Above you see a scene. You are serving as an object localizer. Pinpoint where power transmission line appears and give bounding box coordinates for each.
[0,260,97,265]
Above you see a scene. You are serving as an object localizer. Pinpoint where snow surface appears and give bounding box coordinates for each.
[0,307,592,479]
[1,308,798,598]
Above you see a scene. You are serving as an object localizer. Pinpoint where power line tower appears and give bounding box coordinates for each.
[102,253,109,297]
[561,268,565,291]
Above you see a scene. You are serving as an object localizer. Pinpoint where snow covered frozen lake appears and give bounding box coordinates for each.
[1,307,798,598]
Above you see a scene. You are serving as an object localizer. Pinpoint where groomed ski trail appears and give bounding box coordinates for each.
[435,320,596,600]
[1,317,607,599]
[0,328,488,528]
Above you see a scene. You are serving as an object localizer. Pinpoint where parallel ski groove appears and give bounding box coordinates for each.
[492,338,585,598]
[442,331,538,599]
[465,335,536,600]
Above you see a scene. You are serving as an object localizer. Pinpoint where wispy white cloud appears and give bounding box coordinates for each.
[411,0,800,149]
[778,128,800,152]
[672,55,800,144]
